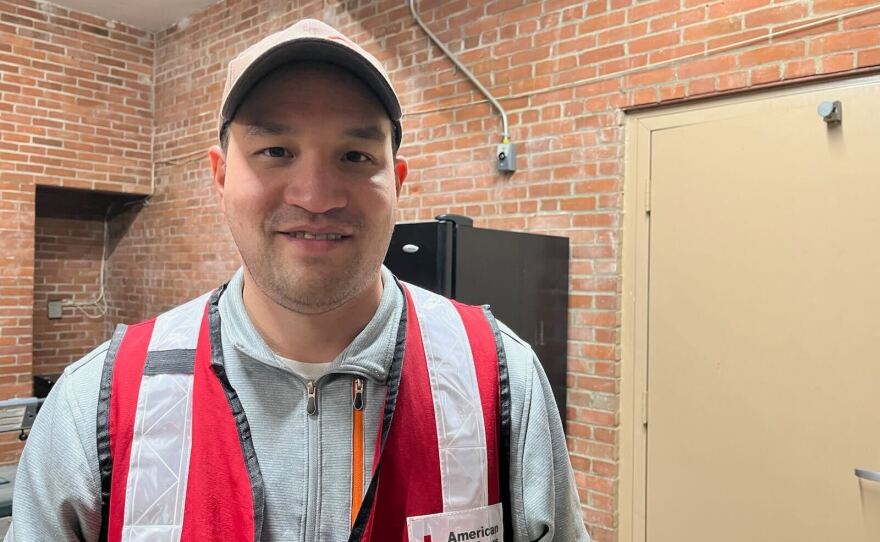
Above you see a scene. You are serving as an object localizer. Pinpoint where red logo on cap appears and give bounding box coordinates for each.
[327,34,354,46]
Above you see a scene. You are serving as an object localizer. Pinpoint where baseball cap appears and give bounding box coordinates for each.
[219,19,403,151]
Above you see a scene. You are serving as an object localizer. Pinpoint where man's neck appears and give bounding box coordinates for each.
[241,270,384,363]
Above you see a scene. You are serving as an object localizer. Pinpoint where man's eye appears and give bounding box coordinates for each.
[260,147,289,158]
[343,151,371,163]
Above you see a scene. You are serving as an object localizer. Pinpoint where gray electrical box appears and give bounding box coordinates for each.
[47,300,62,319]
[497,142,516,173]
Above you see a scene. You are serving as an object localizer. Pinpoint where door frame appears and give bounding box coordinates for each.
[619,73,880,542]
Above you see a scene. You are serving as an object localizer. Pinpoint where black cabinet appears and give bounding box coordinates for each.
[384,215,569,430]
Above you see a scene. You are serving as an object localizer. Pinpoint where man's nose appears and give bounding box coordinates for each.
[282,156,348,214]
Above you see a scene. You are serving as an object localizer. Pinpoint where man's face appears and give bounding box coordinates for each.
[210,62,407,314]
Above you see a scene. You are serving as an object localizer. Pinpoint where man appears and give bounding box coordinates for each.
[7,19,590,542]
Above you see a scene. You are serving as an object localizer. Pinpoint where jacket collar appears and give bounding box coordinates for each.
[217,266,404,384]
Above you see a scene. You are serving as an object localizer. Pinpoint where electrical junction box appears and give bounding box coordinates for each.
[47,300,62,319]
[497,142,516,173]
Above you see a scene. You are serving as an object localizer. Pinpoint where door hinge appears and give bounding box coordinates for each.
[641,390,649,426]
[645,175,652,215]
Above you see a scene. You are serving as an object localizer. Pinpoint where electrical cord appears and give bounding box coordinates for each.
[59,198,146,320]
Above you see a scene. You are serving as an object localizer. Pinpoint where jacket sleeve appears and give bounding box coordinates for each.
[501,325,591,542]
[5,345,107,542]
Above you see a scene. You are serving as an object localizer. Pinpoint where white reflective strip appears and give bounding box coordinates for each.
[407,284,488,511]
[121,526,180,542]
[122,374,194,542]
[147,292,212,352]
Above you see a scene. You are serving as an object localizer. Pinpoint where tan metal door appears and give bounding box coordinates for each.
[642,78,880,541]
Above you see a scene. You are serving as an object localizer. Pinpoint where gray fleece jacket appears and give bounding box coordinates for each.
[5,267,590,541]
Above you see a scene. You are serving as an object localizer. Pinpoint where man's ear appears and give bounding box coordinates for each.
[393,156,408,197]
[208,145,227,210]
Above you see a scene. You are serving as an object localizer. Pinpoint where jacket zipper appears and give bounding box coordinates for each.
[305,379,319,542]
[350,377,364,526]
[304,374,368,539]
[307,380,318,415]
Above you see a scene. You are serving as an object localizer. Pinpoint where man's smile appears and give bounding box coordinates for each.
[276,229,352,253]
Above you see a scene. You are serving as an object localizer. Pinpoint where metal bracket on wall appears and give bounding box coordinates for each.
[817,100,842,124]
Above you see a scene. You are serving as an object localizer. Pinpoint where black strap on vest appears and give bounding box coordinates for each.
[97,324,127,542]
[484,306,514,542]
[208,284,266,542]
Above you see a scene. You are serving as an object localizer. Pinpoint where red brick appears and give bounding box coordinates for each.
[649,8,707,32]
[688,76,717,95]
[561,196,598,211]
[677,54,737,79]
[707,28,769,50]
[717,70,749,90]
[810,28,880,55]
[843,8,880,30]
[739,41,806,67]
[857,48,880,67]
[578,44,626,65]
[648,42,706,63]
[683,17,742,41]
[750,63,781,84]
[814,0,880,14]
[659,82,687,100]
[628,30,681,54]
[626,66,676,86]
[744,3,809,28]
[708,0,772,18]
[821,52,855,73]
[597,22,648,46]
[628,0,680,23]
[783,59,817,79]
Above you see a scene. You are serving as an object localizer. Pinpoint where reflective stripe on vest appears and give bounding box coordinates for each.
[411,284,492,509]
[122,292,206,541]
[359,283,508,542]
[98,281,509,542]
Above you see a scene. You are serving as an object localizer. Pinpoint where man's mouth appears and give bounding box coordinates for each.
[282,231,347,240]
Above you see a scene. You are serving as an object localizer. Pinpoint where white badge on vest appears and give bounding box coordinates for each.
[407,503,503,542]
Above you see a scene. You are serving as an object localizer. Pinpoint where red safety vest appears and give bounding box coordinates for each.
[96,280,512,542]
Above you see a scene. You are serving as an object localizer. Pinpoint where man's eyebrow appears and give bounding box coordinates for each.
[343,125,387,143]
[243,121,292,137]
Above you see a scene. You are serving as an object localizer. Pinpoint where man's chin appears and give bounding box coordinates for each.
[270,272,364,314]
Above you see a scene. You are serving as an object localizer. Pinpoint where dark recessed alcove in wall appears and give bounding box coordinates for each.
[32,186,149,388]
[35,185,147,221]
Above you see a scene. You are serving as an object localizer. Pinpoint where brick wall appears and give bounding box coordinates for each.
[2,0,880,536]
[0,0,153,462]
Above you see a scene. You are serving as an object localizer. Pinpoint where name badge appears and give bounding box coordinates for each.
[407,503,503,542]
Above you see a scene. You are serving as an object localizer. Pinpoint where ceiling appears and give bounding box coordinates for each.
[49,0,220,31]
